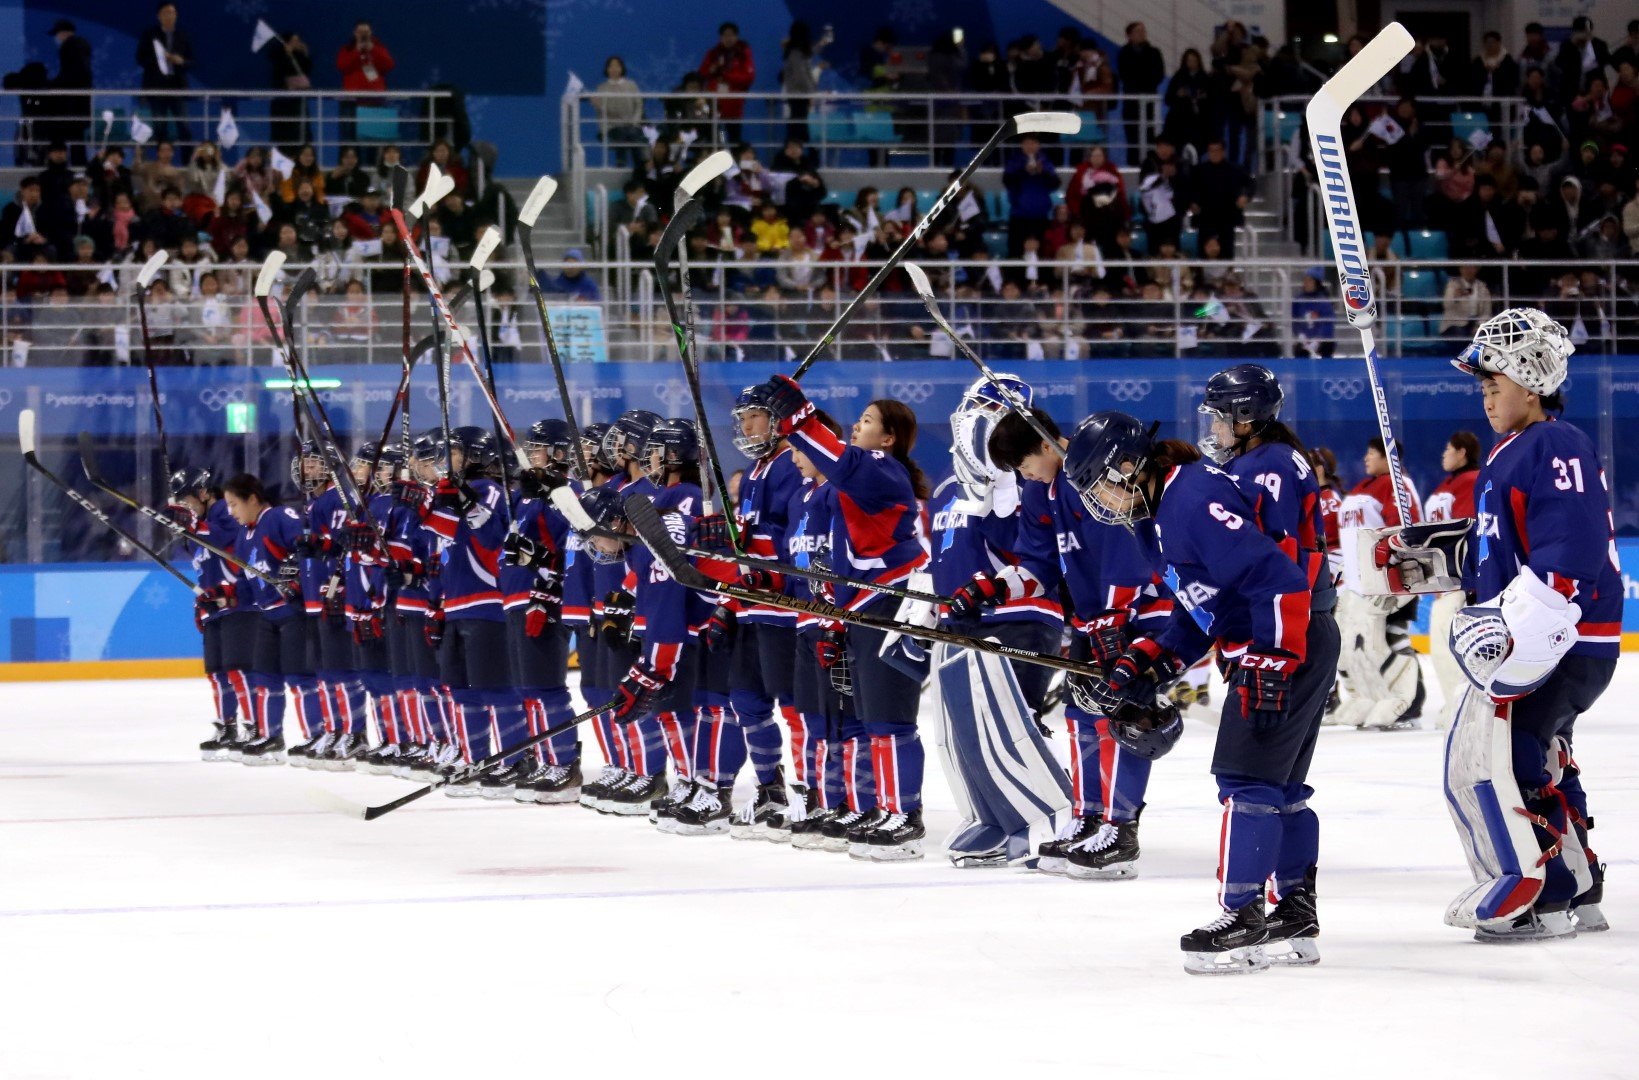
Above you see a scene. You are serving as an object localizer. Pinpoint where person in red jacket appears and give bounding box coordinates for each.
[337,21,394,163]
[700,22,755,146]
[1426,430,1481,729]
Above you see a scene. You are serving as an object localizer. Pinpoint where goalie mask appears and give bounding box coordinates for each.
[950,373,1031,489]
[1451,307,1573,397]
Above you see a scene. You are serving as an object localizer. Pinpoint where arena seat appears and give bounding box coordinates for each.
[1404,229,1448,259]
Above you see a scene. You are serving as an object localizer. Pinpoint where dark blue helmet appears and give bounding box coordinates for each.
[167,465,213,500]
[351,441,407,492]
[1064,410,1157,526]
[642,417,700,483]
[411,428,443,462]
[577,486,628,564]
[581,422,616,475]
[290,439,333,495]
[604,409,662,468]
[1109,700,1184,760]
[449,425,501,477]
[525,418,575,465]
[1199,364,1283,463]
[732,383,781,460]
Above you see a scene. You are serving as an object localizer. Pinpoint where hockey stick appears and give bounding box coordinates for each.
[77,432,277,584]
[904,263,1065,458]
[353,697,621,820]
[133,250,173,484]
[791,111,1080,380]
[1307,23,1416,526]
[467,227,513,528]
[514,175,594,482]
[20,410,197,593]
[625,493,1101,679]
[365,288,474,491]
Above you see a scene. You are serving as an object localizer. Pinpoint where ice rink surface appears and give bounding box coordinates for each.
[2,662,1635,1079]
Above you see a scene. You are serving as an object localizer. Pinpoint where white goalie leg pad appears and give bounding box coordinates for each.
[1427,590,1467,729]
[1335,589,1414,727]
[929,647,975,826]
[935,642,1072,863]
[1358,649,1422,730]
[1442,686,1545,928]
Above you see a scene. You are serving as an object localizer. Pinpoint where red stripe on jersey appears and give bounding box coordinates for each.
[1509,487,1531,557]
[1274,590,1311,661]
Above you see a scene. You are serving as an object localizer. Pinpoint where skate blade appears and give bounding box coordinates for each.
[1265,937,1321,966]
[1574,906,1610,933]
[241,755,286,767]
[948,851,1010,869]
[671,822,731,837]
[1034,856,1069,875]
[477,788,516,801]
[1182,946,1269,975]
[867,839,926,862]
[1066,861,1137,881]
[846,842,874,860]
[791,834,830,851]
[443,787,484,799]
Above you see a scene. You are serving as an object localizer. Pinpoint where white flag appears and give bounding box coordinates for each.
[217,107,239,150]
[251,20,278,53]
[641,124,660,147]
[14,204,36,240]
[269,146,294,178]
[101,109,115,141]
[114,323,131,363]
[1366,113,1405,145]
[153,38,173,77]
[129,115,154,145]
[250,187,273,225]
[211,166,226,206]
[957,191,982,222]
[564,70,586,98]
[97,266,117,288]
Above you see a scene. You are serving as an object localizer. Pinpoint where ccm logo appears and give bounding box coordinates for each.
[1239,654,1296,672]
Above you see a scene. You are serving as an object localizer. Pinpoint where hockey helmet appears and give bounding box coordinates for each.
[1199,364,1284,463]
[1452,307,1573,397]
[1064,411,1158,526]
[642,417,700,484]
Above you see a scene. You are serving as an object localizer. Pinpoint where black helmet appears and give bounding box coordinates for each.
[1199,364,1283,464]
[581,423,615,475]
[525,418,575,464]
[604,409,663,468]
[167,465,213,500]
[449,425,501,477]
[732,383,781,459]
[1064,411,1157,526]
[642,417,700,483]
[351,441,407,492]
[577,486,627,564]
[289,439,333,496]
[1108,700,1184,760]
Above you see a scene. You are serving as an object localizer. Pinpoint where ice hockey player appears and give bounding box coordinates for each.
[919,375,1073,868]
[987,408,1171,880]
[1334,436,1424,729]
[1064,412,1339,975]
[174,466,253,762]
[1438,308,1619,942]
[1423,431,1481,730]
[341,443,403,775]
[751,375,933,860]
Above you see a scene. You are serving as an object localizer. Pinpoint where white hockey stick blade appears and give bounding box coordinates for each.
[408,163,444,218]
[903,263,934,299]
[301,785,368,819]
[253,251,287,297]
[470,227,502,272]
[517,175,559,227]
[1013,111,1081,136]
[429,175,457,208]
[135,250,169,288]
[549,484,597,532]
[19,408,36,456]
[1306,22,1413,126]
[477,268,496,293]
[678,150,734,198]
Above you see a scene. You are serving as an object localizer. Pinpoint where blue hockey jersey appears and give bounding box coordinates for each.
[784,478,834,634]
[386,498,437,616]
[303,486,346,617]
[628,500,709,680]
[237,503,306,621]
[501,490,571,612]
[737,447,803,624]
[930,474,1062,629]
[1468,418,1623,659]
[344,492,394,618]
[1230,441,1336,608]
[424,478,508,621]
[1016,475,1166,633]
[193,497,246,619]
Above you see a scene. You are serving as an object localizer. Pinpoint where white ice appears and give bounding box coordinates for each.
[2,660,1636,1078]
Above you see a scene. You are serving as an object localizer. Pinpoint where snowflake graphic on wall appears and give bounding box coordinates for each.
[889,0,940,34]
[545,0,636,53]
[141,578,173,610]
[222,0,269,22]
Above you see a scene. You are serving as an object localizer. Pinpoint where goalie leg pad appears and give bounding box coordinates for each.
[934,641,1072,863]
[1441,687,1544,928]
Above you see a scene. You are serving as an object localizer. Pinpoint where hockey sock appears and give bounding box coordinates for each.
[656,710,695,780]
[451,691,492,763]
[1097,717,1152,824]
[489,692,528,766]
[227,670,254,732]
[435,686,458,745]
[252,673,285,739]
[1216,780,1285,910]
[316,676,340,734]
[338,677,370,737]
[817,738,845,810]
[208,671,236,725]
[635,716,668,777]
[841,731,875,812]
[782,705,809,788]
[290,678,325,741]
[1065,708,1101,818]
[731,688,784,786]
[538,686,578,764]
[869,729,924,814]
[693,703,746,789]
[1271,782,1318,900]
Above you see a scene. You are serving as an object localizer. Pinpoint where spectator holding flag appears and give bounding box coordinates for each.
[337,21,394,159]
[700,22,755,146]
[135,3,193,147]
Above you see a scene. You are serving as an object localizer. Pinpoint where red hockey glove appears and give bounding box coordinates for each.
[1234,649,1300,731]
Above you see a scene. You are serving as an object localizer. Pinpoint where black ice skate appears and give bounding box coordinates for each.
[579,765,627,811]
[862,808,926,861]
[1066,818,1140,880]
[477,759,530,800]
[604,772,663,816]
[323,732,370,772]
[199,724,234,762]
[357,743,400,775]
[1263,869,1321,965]
[818,807,870,853]
[1473,909,1578,944]
[295,730,337,770]
[845,808,889,859]
[791,806,837,851]
[223,724,263,763]
[1035,813,1103,875]
[1181,904,1270,975]
[730,770,791,843]
[515,761,582,805]
[239,734,287,767]
[649,776,694,826]
[669,783,732,836]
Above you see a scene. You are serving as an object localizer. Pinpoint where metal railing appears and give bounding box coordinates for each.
[6,254,1634,368]
[2,88,454,166]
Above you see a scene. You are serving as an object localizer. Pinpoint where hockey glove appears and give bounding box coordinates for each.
[758,374,815,435]
[321,573,346,622]
[502,530,550,569]
[739,566,785,593]
[165,501,199,532]
[293,532,332,559]
[696,513,734,553]
[947,572,1006,619]
[350,610,384,644]
[1233,649,1300,731]
[599,589,636,647]
[393,477,429,508]
[516,465,570,501]
[613,661,665,720]
[524,584,559,638]
[424,607,446,649]
[386,556,425,590]
[1081,609,1130,667]
[274,560,302,602]
[432,478,478,513]
[701,604,736,652]
[192,583,235,631]
[815,625,846,669]
[1107,637,1186,710]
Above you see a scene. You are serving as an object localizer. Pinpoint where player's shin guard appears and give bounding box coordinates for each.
[489,692,527,766]
[657,710,695,780]
[451,691,492,763]
[1065,708,1101,817]
[869,728,924,814]
[694,702,746,789]
[1270,783,1319,901]
[731,689,785,787]
[1216,781,1285,911]
[289,677,324,741]
[1097,717,1151,823]
[209,671,237,725]
[538,686,579,765]
[782,705,809,788]
[252,673,286,739]
[815,736,845,810]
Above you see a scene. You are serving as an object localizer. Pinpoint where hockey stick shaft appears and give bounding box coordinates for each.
[467,269,514,529]
[625,493,1099,679]
[791,112,1077,380]
[1307,22,1416,525]
[77,432,276,583]
[133,289,172,486]
[20,411,197,592]
[517,212,593,482]
[363,697,620,820]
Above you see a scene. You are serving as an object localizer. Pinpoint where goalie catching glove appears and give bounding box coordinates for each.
[1450,565,1580,702]
[1358,519,1472,595]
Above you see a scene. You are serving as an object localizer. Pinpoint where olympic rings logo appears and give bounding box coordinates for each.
[198,388,246,412]
[1321,377,1365,401]
[1106,379,1151,402]
[652,379,692,411]
[888,380,934,404]
[0,389,12,409]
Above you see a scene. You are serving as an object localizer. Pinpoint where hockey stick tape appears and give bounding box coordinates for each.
[19,408,37,456]
[678,150,734,198]
[136,250,169,288]
[470,227,502,272]
[1013,111,1080,136]
[517,175,558,227]
[253,251,286,297]
[903,263,933,297]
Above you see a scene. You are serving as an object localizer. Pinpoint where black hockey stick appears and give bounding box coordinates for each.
[367,288,473,494]
[514,174,593,482]
[77,431,277,585]
[132,250,174,484]
[790,111,1080,380]
[625,492,1102,679]
[21,410,198,593]
[354,697,620,820]
[468,229,515,529]
[904,262,1065,458]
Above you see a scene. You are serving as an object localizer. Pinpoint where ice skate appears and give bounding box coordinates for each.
[198,724,233,762]
[515,762,582,805]
[1035,813,1102,875]
[1181,905,1270,975]
[649,776,694,827]
[845,808,888,859]
[323,732,370,771]
[817,807,868,853]
[604,772,663,816]
[1263,871,1321,966]
[357,743,401,776]
[791,806,837,850]
[239,734,287,767]
[578,765,626,811]
[862,808,926,861]
[1572,864,1609,932]
[1066,819,1139,880]
[668,783,732,836]
[1473,910,1578,944]
[729,773,791,843]
[476,759,531,800]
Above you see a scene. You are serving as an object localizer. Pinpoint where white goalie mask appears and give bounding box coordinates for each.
[950,373,1031,490]
[1451,307,1573,397]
